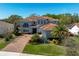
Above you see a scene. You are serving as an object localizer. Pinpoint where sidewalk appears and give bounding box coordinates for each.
[0,51,42,56]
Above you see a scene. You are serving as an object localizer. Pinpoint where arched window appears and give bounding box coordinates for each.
[23,23,29,27]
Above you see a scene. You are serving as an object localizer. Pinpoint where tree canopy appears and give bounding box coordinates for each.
[43,13,79,25]
[5,15,23,24]
[51,25,69,41]
[2,13,79,25]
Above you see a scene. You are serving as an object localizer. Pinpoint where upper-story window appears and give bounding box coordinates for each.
[44,20,46,24]
[23,23,29,27]
[41,20,44,24]
[31,21,36,26]
[38,20,40,24]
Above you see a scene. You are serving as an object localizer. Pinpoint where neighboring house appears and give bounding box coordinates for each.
[67,23,79,35]
[15,16,59,34]
[0,21,14,37]
[40,23,57,40]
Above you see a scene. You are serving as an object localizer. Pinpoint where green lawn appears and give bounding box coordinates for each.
[0,34,16,50]
[0,39,7,50]
[0,42,6,49]
[70,36,79,44]
[23,44,67,56]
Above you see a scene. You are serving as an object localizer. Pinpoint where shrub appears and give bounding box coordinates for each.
[14,27,21,36]
[0,35,4,38]
[39,37,49,43]
[5,34,14,42]
[49,39,59,45]
[14,31,21,36]
[30,34,49,44]
[5,37,10,41]
[66,48,79,56]
[31,34,40,44]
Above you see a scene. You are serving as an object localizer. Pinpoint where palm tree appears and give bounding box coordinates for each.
[51,25,69,42]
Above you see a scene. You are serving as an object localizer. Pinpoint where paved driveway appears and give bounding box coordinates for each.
[2,34,32,53]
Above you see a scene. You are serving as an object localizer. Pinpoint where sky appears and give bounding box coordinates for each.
[0,3,79,19]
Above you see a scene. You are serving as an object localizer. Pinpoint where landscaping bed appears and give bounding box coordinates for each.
[23,44,67,56]
[0,34,16,50]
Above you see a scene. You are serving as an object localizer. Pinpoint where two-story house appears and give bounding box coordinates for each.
[15,16,58,34]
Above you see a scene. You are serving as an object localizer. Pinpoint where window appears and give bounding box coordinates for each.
[23,29,29,32]
[38,20,40,24]
[41,20,43,24]
[44,20,46,24]
[23,23,29,27]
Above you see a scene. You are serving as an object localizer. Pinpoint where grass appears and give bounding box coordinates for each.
[0,34,17,50]
[23,44,67,56]
[71,36,79,44]
[0,42,6,49]
[0,38,7,50]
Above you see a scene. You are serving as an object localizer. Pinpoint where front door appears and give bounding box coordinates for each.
[32,28,37,34]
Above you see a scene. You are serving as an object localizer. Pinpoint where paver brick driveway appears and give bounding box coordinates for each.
[2,34,32,53]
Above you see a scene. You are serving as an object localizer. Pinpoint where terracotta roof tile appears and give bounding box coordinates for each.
[24,16,42,22]
[40,23,57,31]
[24,16,58,22]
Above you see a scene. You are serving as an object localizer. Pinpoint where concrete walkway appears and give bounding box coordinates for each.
[2,34,32,53]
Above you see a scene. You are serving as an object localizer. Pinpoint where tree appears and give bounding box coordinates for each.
[43,13,60,19]
[72,13,79,23]
[51,25,69,42]
[59,13,73,25]
[64,37,79,56]
[29,13,39,17]
[43,13,79,25]
[6,15,23,24]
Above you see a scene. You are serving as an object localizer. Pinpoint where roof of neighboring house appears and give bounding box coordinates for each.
[0,21,14,28]
[74,23,79,27]
[0,21,13,26]
[67,23,79,29]
[23,16,58,22]
[66,24,75,29]
[0,21,14,35]
[40,23,57,31]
